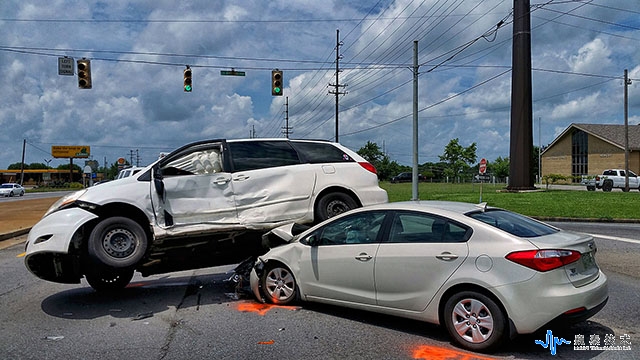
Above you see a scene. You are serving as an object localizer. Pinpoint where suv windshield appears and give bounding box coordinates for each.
[467,209,558,238]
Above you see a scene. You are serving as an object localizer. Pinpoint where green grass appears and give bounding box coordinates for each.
[380,182,640,220]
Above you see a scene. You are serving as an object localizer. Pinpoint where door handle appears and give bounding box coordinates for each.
[436,252,459,261]
[233,174,250,181]
[355,253,372,261]
[213,176,231,185]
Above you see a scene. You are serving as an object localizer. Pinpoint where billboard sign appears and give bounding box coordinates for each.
[52,146,91,158]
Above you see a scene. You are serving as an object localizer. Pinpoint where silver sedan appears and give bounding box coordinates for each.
[0,183,25,197]
[250,201,608,353]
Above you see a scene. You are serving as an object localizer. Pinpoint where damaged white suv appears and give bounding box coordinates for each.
[25,138,388,291]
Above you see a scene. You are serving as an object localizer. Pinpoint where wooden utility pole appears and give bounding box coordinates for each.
[507,0,535,190]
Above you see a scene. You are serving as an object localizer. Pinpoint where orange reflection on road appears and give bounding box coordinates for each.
[236,301,299,316]
[412,345,497,360]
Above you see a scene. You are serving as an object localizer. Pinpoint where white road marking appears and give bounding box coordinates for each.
[588,233,640,245]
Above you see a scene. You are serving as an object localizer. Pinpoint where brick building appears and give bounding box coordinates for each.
[541,123,640,182]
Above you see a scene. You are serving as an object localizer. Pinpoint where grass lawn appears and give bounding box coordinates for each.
[380,182,640,221]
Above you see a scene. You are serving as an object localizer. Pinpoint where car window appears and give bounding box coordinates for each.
[388,211,470,243]
[291,142,355,163]
[163,145,224,175]
[467,209,558,237]
[229,141,300,171]
[311,211,386,245]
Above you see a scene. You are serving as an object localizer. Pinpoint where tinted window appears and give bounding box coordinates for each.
[467,209,558,237]
[229,141,300,171]
[310,211,386,245]
[388,211,470,243]
[292,141,355,163]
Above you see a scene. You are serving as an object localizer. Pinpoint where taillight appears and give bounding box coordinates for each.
[358,162,377,174]
[506,249,581,272]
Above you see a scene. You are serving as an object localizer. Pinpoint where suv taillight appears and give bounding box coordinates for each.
[358,162,377,174]
[506,249,581,272]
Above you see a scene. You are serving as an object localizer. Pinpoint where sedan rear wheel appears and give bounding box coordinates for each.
[443,291,507,352]
[262,263,297,305]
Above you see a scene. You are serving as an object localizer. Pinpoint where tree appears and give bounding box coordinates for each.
[492,156,510,179]
[356,141,403,181]
[438,138,477,180]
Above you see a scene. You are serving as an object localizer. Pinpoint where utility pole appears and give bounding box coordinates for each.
[624,69,632,191]
[20,139,26,185]
[329,29,347,142]
[282,96,292,138]
[508,0,535,190]
[411,40,419,201]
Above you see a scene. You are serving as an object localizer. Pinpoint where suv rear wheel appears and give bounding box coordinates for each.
[315,192,358,222]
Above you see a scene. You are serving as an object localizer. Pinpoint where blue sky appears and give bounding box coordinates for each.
[0,0,638,170]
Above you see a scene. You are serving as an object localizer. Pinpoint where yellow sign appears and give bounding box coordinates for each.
[52,145,91,158]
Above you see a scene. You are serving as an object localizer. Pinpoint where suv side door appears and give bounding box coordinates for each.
[151,141,238,229]
[227,140,316,225]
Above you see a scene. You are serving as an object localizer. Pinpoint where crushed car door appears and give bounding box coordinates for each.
[151,142,238,229]
[228,141,315,227]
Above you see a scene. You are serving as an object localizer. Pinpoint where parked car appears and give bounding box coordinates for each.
[24,138,388,291]
[0,183,25,197]
[390,172,426,183]
[250,201,608,352]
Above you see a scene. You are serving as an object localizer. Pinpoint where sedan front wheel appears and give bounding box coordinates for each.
[443,291,507,353]
[262,263,297,305]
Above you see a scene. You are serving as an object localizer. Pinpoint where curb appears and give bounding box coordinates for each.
[0,228,31,242]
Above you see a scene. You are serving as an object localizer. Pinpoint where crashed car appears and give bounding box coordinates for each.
[250,201,608,352]
[24,138,388,291]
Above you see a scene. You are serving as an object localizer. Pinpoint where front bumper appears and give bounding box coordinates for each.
[24,208,98,284]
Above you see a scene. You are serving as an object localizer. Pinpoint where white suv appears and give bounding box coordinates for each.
[25,138,388,291]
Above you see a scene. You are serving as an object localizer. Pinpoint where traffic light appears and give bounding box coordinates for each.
[77,59,92,89]
[184,66,192,92]
[271,70,283,96]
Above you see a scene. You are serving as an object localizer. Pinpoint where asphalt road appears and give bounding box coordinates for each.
[0,223,638,360]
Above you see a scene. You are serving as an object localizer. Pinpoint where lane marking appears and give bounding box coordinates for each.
[588,233,640,245]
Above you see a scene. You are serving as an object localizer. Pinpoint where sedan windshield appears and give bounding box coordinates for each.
[1,184,13,188]
[467,209,558,238]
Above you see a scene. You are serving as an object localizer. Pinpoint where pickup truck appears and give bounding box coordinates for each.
[582,169,640,191]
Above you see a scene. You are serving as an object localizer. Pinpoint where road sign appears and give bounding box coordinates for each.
[221,70,246,76]
[479,158,487,174]
[58,57,74,76]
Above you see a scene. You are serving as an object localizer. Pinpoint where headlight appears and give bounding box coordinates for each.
[44,190,88,217]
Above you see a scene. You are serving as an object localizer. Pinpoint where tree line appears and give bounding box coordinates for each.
[357,139,540,182]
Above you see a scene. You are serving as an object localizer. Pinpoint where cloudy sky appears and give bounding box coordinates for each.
[0,0,638,170]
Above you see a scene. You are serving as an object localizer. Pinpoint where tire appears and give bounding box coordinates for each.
[88,217,148,269]
[586,186,595,191]
[85,268,134,292]
[443,291,508,353]
[8,191,13,197]
[602,180,613,192]
[315,192,358,222]
[19,190,24,196]
[261,263,297,305]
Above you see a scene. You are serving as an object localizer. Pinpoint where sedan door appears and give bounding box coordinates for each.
[296,211,387,305]
[374,211,470,311]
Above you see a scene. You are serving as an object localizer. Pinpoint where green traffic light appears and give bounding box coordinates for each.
[185,85,192,92]
[274,87,281,93]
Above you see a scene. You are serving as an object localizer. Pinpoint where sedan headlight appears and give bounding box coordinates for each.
[44,190,88,217]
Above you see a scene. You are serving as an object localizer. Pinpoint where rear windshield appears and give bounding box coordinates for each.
[466,209,558,238]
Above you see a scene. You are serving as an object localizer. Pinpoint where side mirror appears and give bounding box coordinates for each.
[306,235,319,247]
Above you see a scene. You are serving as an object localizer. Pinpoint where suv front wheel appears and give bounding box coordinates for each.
[88,217,148,269]
[315,192,358,222]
